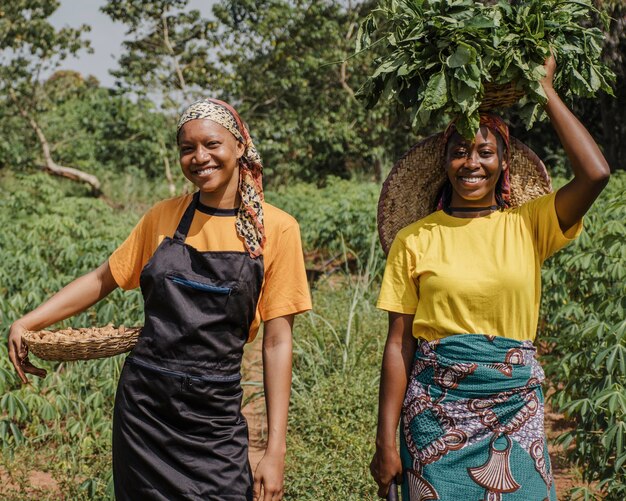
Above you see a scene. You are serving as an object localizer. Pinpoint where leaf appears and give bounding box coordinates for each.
[456,111,480,140]
[455,65,481,90]
[519,102,543,129]
[450,79,479,113]
[570,67,593,94]
[465,15,496,30]
[447,43,476,68]
[421,71,448,111]
[588,64,602,93]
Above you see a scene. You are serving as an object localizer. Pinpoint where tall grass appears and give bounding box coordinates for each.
[3,170,623,499]
[285,240,386,500]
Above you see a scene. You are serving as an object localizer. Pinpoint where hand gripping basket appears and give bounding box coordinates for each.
[22,325,141,361]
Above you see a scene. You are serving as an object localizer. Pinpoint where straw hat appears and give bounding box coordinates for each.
[377,133,553,254]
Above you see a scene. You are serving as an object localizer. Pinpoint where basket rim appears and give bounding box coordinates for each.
[22,326,142,361]
[23,327,142,345]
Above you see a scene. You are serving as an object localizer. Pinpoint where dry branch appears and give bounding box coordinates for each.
[9,89,102,195]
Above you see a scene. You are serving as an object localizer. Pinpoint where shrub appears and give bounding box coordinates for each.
[267,177,382,267]
[540,172,626,500]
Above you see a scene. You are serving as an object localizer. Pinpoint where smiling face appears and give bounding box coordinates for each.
[445,126,507,208]
[178,119,245,208]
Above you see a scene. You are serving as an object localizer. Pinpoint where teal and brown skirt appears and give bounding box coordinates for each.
[400,334,556,501]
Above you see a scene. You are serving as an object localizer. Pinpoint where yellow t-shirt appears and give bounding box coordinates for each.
[109,194,312,341]
[377,190,582,341]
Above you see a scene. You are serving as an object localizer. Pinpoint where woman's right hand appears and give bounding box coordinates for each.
[370,445,403,498]
[6,261,118,385]
[7,322,47,384]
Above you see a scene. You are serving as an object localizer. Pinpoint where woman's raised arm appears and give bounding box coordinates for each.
[542,54,611,232]
[7,260,119,383]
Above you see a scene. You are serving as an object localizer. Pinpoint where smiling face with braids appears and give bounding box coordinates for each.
[178,119,245,207]
[176,98,266,258]
[437,114,512,213]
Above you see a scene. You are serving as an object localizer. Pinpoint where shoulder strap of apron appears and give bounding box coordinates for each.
[173,192,200,243]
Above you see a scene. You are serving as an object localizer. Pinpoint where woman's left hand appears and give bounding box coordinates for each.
[253,452,285,501]
[540,51,557,93]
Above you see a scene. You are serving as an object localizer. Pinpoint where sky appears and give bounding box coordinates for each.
[49,0,216,88]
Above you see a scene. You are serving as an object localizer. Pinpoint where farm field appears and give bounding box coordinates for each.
[1,172,624,500]
[2,1,625,499]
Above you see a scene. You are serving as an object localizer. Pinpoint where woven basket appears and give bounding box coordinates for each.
[480,81,525,110]
[23,325,141,361]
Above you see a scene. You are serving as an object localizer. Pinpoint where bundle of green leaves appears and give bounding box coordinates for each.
[356,0,615,138]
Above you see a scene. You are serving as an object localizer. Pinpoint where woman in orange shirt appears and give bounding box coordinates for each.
[8,98,311,501]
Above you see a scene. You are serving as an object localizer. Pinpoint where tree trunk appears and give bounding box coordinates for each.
[161,12,188,97]
[159,139,177,196]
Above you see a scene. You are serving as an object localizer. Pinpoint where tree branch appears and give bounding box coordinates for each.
[158,138,177,196]
[9,89,102,195]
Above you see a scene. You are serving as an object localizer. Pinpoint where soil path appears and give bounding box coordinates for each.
[545,407,580,494]
[242,333,268,471]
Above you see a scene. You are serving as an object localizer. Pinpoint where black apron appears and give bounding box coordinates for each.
[112,193,264,500]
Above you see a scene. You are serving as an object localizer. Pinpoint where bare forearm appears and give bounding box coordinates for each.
[544,87,610,184]
[376,313,416,450]
[14,260,118,331]
[376,340,413,449]
[262,316,293,456]
[539,55,610,230]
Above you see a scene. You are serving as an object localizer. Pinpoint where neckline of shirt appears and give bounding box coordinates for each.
[436,208,505,224]
[196,202,238,216]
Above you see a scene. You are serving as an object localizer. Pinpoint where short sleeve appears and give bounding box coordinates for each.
[376,233,419,314]
[257,220,312,321]
[108,209,158,290]
[523,190,583,262]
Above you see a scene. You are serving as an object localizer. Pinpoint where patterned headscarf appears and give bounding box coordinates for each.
[177,98,265,258]
[438,113,511,210]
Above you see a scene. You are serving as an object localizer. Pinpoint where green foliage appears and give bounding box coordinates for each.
[102,0,219,107]
[358,0,616,138]
[41,72,180,179]
[0,0,91,74]
[0,171,142,498]
[286,274,386,500]
[1,69,186,204]
[541,172,626,500]
[212,0,415,182]
[267,177,381,264]
[0,0,91,99]
[0,1,102,196]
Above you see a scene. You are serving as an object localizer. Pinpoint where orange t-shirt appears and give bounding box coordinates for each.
[108,194,312,341]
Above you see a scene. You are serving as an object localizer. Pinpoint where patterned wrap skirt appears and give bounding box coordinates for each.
[400,334,556,501]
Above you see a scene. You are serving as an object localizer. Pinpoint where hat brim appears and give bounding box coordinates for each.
[377,133,553,254]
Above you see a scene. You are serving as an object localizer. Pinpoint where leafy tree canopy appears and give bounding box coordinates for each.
[102,0,218,109]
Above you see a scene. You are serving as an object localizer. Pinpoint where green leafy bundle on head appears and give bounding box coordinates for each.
[356,0,615,138]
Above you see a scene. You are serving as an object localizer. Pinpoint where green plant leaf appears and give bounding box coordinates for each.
[447,43,476,68]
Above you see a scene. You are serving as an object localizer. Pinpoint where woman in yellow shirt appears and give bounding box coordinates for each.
[8,98,311,501]
[370,56,610,500]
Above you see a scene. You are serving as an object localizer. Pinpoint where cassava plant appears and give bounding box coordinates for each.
[356,0,615,138]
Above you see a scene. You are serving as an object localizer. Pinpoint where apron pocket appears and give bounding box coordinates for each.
[167,273,232,295]
[165,272,237,313]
